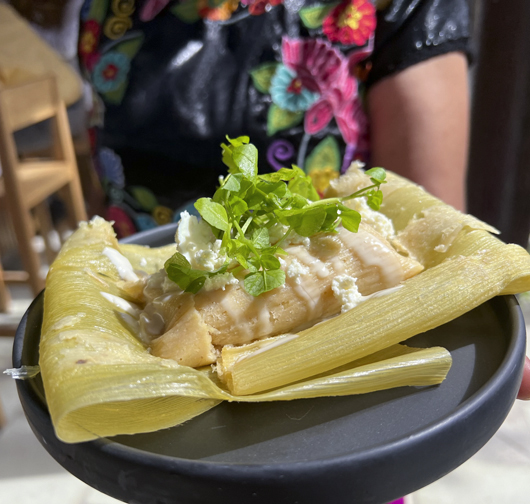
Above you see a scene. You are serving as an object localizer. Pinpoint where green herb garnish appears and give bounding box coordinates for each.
[165,136,386,297]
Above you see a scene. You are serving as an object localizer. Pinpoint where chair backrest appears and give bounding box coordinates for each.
[0,75,86,299]
[0,76,59,132]
[0,75,75,173]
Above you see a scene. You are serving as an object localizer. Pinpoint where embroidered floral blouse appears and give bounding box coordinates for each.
[78,0,470,236]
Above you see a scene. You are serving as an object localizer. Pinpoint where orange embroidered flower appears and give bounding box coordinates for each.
[198,0,239,21]
[323,0,376,46]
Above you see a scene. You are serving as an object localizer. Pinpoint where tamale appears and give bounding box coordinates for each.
[37,163,530,443]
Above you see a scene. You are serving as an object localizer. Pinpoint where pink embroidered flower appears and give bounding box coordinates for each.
[139,0,171,21]
[302,49,360,145]
[281,37,345,95]
[323,0,376,46]
[241,0,283,16]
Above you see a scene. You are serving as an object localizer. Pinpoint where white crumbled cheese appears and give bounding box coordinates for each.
[140,257,148,267]
[331,275,365,313]
[286,258,310,284]
[347,197,395,240]
[176,211,226,271]
[204,272,239,291]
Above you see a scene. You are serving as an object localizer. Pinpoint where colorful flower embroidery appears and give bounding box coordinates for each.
[281,37,359,145]
[304,66,362,146]
[241,0,283,16]
[270,65,319,112]
[199,0,240,21]
[79,20,101,69]
[281,37,344,95]
[92,52,131,93]
[98,147,126,188]
[323,0,376,46]
[140,0,171,21]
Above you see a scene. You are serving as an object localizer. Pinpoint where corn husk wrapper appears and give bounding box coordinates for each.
[223,174,529,394]
[39,170,530,442]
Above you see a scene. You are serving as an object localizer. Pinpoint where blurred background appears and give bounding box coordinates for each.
[0,0,529,503]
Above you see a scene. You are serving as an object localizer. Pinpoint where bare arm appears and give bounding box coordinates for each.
[369,54,530,400]
[367,52,469,211]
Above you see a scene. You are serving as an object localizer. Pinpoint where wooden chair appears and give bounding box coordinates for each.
[0,75,87,305]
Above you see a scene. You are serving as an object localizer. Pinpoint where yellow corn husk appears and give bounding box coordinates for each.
[120,243,176,274]
[222,232,530,395]
[39,219,453,443]
[379,172,499,236]
[38,167,530,442]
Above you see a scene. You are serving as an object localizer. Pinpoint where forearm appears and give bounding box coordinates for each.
[367,52,469,212]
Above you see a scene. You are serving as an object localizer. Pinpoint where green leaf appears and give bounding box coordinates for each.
[222,173,242,192]
[186,276,207,294]
[194,198,229,232]
[304,135,341,174]
[291,193,310,209]
[267,104,304,136]
[260,254,281,270]
[164,252,203,291]
[288,168,320,202]
[249,63,279,94]
[321,205,340,232]
[229,196,248,216]
[259,167,300,183]
[88,0,110,23]
[295,207,327,237]
[101,80,128,104]
[114,35,144,59]
[244,269,286,296]
[278,206,327,237]
[367,189,384,210]
[251,228,270,249]
[235,253,251,270]
[233,144,258,180]
[338,204,362,233]
[171,0,200,23]
[299,2,338,29]
[365,167,387,185]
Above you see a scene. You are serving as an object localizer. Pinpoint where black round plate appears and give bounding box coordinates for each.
[13,223,527,504]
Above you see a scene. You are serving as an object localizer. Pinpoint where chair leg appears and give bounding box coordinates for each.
[59,178,87,231]
[34,201,57,265]
[0,398,6,430]
[9,206,45,297]
[0,258,11,313]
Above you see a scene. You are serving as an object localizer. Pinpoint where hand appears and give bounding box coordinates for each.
[518,356,530,400]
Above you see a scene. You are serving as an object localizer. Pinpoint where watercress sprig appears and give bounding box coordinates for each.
[164,136,386,297]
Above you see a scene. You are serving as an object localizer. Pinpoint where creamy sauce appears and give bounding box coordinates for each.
[288,246,330,278]
[255,294,272,336]
[139,311,165,340]
[337,228,403,286]
[292,279,320,319]
[116,311,140,335]
[100,292,141,317]
[137,223,406,352]
[102,247,139,282]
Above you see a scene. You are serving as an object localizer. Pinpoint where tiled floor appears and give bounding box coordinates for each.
[1,289,529,504]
